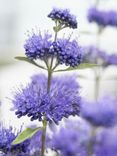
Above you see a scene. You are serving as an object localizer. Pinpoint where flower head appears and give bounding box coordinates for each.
[0,125,30,155]
[82,46,117,67]
[82,46,108,66]
[24,31,82,67]
[48,8,77,29]
[24,32,52,59]
[108,54,117,66]
[51,128,82,156]
[88,7,117,27]
[50,119,91,156]
[81,96,117,127]
[95,127,117,156]
[52,39,83,67]
[12,74,81,124]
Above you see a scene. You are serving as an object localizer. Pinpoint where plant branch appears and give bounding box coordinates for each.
[41,118,47,156]
[40,20,59,156]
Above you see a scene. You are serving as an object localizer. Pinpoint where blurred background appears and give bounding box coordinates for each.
[0,0,117,127]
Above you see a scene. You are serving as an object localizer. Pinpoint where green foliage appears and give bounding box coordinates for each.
[15,56,46,70]
[54,63,97,72]
[12,127,42,145]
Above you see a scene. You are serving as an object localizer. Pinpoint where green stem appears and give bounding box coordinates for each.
[47,69,52,92]
[52,62,59,72]
[41,118,47,156]
[44,58,49,69]
[94,69,100,100]
[41,70,52,156]
[30,60,46,70]
[50,23,58,71]
[54,30,57,42]
[40,21,59,156]
[94,0,103,100]
[87,127,97,156]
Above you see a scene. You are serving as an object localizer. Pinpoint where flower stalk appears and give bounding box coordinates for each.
[41,22,59,156]
[94,0,102,101]
[41,118,47,156]
[41,68,52,156]
[87,127,97,156]
[12,8,82,156]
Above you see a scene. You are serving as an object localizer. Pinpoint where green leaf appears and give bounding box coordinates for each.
[15,56,46,70]
[54,63,97,72]
[12,127,42,145]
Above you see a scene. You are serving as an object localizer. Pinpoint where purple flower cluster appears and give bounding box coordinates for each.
[52,39,82,67]
[81,96,117,127]
[0,125,30,155]
[12,74,81,124]
[24,32,52,59]
[82,46,108,65]
[48,8,77,29]
[24,32,82,67]
[50,119,91,156]
[88,7,117,27]
[82,46,117,67]
[49,118,117,156]
[95,127,117,156]
[108,54,117,65]
[51,128,83,156]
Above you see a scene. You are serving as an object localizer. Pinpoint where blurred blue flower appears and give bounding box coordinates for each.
[28,130,42,155]
[95,127,117,156]
[50,119,91,156]
[82,46,108,66]
[82,46,117,67]
[0,125,30,155]
[88,7,117,27]
[48,8,77,29]
[81,96,117,127]
[108,54,117,66]
[51,128,82,156]
[12,74,81,124]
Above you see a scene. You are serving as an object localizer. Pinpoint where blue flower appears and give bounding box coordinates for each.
[48,8,77,29]
[50,119,91,156]
[81,96,117,127]
[51,128,82,156]
[24,31,82,67]
[88,7,117,27]
[0,125,30,155]
[95,127,117,156]
[57,39,82,66]
[108,54,117,66]
[12,74,81,124]
[88,7,107,27]
[82,46,108,66]
[82,46,117,67]
[24,32,52,59]
[52,39,82,67]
